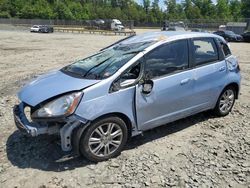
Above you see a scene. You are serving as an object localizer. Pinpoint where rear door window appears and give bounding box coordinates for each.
[145,39,189,79]
[192,38,219,66]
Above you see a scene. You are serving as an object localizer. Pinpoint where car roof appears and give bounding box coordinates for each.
[121,31,222,45]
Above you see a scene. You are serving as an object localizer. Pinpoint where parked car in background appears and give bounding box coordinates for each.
[167,26,186,31]
[191,28,208,33]
[213,30,243,42]
[30,25,54,33]
[241,31,250,42]
[86,19,125,31]
[30,25,40,32]
[163,21,187,31]
[219,25,226,31]
[94,19,105,25]
[14,32,241,162]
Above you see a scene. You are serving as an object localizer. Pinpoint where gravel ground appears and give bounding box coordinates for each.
[0,30,249,188]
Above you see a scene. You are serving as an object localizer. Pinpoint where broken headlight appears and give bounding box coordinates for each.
[32,92,82,118]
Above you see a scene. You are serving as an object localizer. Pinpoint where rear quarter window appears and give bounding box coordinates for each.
[222,44,231,57]
[216,38,232,57]
[220,41,232,57]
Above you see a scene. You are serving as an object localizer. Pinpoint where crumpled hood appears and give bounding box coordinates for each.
[18,70,100,106]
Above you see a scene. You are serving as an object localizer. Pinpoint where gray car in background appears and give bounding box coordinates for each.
[30,25,54,33]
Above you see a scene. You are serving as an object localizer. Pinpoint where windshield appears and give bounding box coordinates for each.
[225,31,235,35]
[62,41,154,79]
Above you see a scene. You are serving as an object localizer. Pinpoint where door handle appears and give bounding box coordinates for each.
[219,66,226,72]
[180,78,191,85]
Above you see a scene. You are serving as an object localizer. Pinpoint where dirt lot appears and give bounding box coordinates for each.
[0,30,249,188]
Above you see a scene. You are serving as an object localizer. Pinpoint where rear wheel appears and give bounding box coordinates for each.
[214,86,236,116]
[79,116,128,162]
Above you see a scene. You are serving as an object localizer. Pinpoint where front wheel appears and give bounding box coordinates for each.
[79,116,128,162]
[213,86,236,116]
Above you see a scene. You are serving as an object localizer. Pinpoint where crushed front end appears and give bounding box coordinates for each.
[13,101,88,152]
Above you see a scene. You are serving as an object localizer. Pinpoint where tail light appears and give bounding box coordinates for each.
[237,62,240,71]
[226,56,239,72]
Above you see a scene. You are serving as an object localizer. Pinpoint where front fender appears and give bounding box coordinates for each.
[75,86,137,132]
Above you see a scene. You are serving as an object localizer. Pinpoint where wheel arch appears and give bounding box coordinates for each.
[213,82,239,116]
[72,112,133,156]
[91,112,133,138]
[224,82,239,99]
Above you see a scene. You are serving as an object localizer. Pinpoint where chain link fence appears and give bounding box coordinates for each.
[135,18,250,30]
[0,18,249,32]
[0,18,134,29]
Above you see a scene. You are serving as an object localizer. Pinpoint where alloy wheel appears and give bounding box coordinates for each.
[88,123,123,157]
[219,89,235,114]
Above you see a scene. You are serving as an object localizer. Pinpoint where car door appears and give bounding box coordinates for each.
[136,39,196,131]
[190,37,227,110]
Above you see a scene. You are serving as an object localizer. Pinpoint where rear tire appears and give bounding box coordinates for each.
[213,86,236,116]
[79,116,128,162]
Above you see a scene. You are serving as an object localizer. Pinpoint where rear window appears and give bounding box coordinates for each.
[225,31,235,35]
[193,38,219,66]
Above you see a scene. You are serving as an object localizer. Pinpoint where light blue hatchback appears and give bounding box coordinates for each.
[13,32,241,162]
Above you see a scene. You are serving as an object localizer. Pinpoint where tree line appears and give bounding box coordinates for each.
[0,0,249,23]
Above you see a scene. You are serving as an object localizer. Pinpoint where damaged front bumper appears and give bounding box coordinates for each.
[13,102,89,152]
[13,103,48,137]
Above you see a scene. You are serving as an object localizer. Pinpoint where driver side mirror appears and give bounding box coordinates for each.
[141,80,154,94]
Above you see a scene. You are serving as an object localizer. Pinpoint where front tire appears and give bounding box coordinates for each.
[214,86,236,116]
[79,116,128,162]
